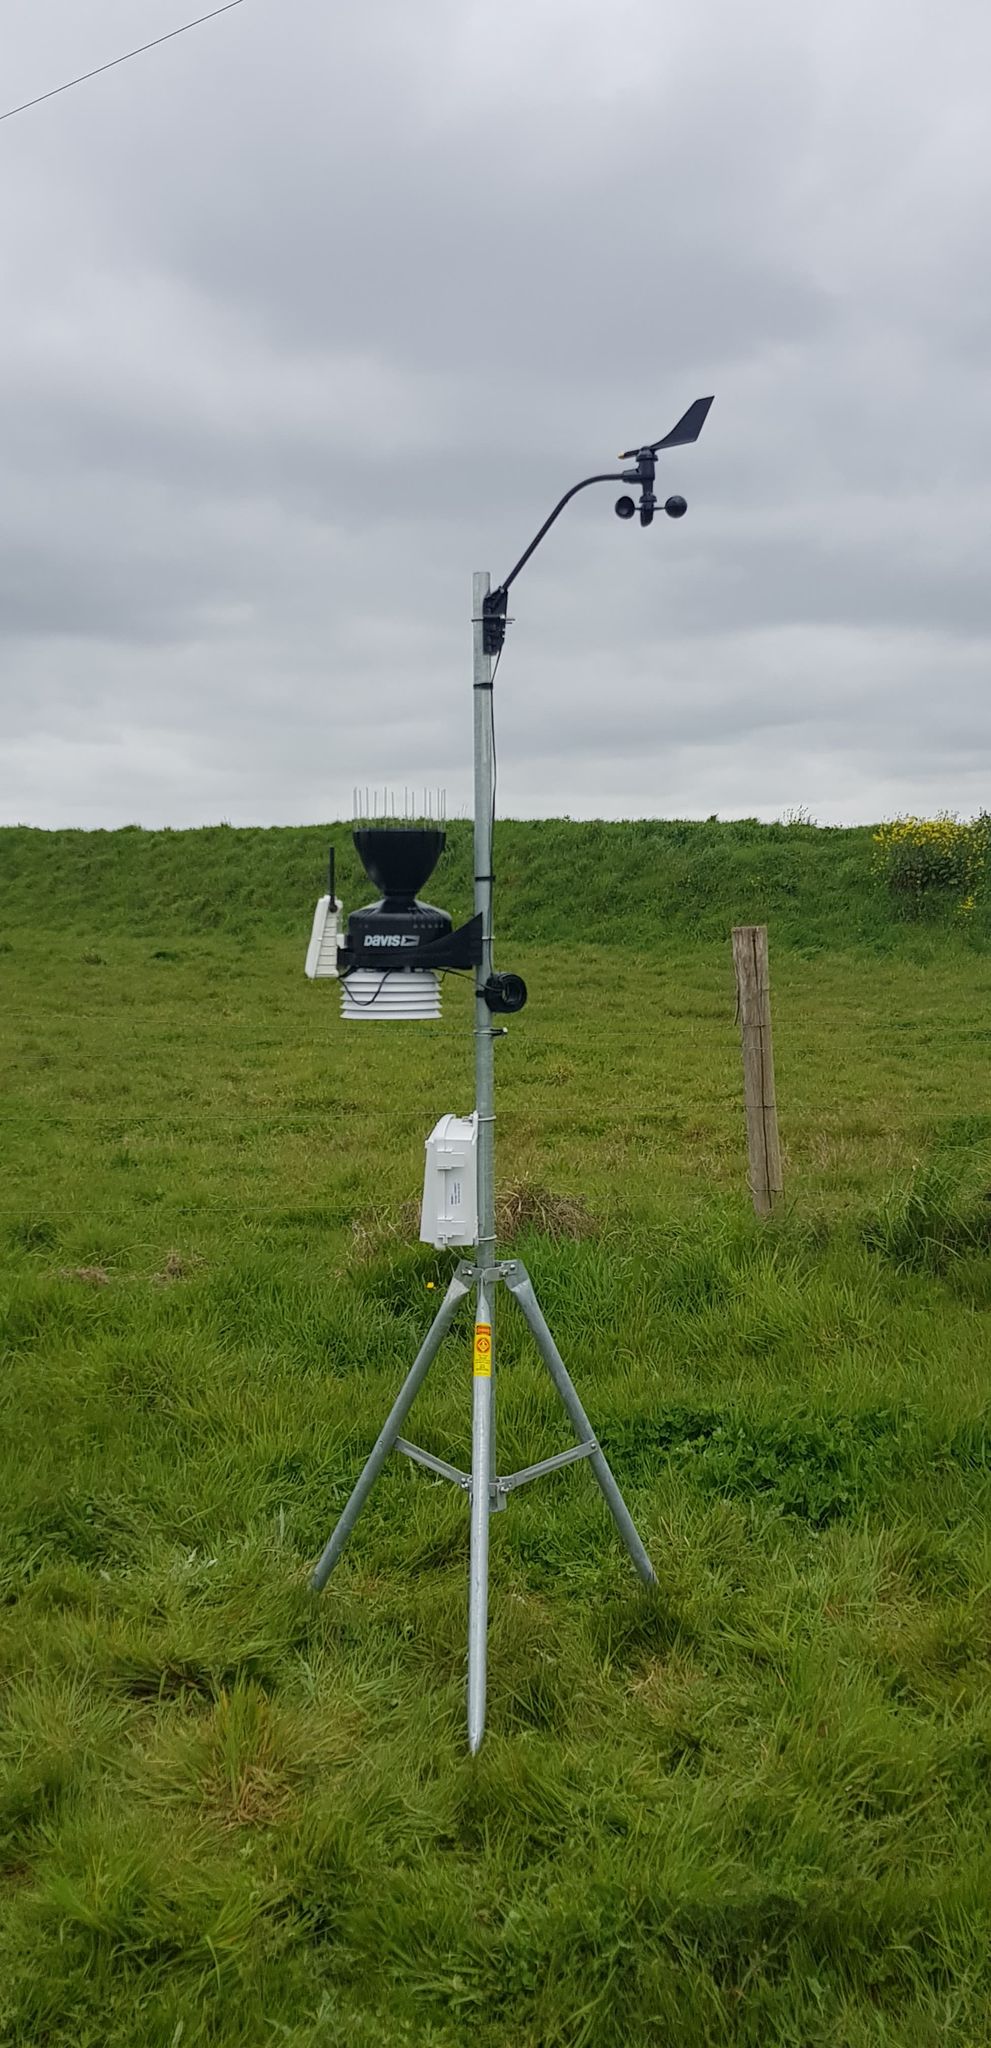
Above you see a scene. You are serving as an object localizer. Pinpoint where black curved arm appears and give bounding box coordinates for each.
[499,471,625,597]
[482,471,625,655]
[480,402,711,652]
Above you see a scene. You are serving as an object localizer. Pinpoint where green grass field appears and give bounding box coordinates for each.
[3,824,991,2046]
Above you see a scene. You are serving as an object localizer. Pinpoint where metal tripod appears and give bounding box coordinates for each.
[310,572,656,1751]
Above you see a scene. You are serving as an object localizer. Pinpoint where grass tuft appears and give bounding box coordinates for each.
[862,1161,991,1272]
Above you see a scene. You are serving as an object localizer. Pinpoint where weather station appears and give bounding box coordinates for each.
[305,396,714,1750]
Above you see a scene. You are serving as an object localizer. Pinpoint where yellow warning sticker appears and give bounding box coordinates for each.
[473,1323,492,1377]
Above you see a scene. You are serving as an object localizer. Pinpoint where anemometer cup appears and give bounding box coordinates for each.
[617,492,688,525]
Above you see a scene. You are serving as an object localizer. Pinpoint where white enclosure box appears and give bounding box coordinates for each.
[305,897,343,979]
[420,1112,478,1248]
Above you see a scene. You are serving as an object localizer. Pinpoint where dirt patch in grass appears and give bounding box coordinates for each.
[497,1176,599,1240]
[152,1248,204,1284]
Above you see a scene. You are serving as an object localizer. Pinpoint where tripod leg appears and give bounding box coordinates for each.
[502,1262,656,1587]
[467,1275,494,1753]
[310,1267,473,1592]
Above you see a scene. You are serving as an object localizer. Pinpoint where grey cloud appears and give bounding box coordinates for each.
[1,0,990,829]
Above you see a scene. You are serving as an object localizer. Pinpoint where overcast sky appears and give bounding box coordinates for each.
[2,0,989,828]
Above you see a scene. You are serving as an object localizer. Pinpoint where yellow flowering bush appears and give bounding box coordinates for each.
[872,814,990,915]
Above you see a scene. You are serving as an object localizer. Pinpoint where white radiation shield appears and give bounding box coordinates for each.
[341,969,441,1020]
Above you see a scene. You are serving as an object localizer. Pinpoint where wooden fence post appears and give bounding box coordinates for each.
[731,925,783,1218]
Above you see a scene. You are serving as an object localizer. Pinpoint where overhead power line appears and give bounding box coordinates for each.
[0,1,246,125]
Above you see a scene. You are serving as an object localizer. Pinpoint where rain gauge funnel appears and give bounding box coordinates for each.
[353,827,446,907]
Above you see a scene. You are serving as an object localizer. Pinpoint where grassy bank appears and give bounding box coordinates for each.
[6,814,990,951]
